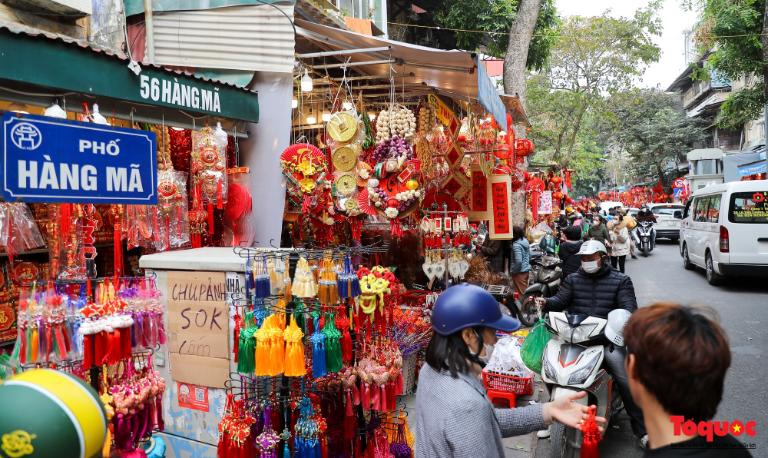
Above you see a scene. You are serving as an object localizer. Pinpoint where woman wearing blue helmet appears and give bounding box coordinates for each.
[414,284,603,457]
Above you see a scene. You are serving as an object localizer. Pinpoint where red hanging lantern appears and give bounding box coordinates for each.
[552,191,564,201]
[514,138,534,157]
[597,191,608,201]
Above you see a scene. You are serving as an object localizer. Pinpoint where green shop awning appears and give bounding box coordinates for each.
[0,23,259,123]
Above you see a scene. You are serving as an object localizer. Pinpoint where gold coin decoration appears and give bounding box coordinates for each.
[335,174,357,196]
[327,112,358,143]
[332,146,357,172]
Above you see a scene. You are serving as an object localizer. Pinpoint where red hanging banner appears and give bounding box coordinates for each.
[489,175,513,239]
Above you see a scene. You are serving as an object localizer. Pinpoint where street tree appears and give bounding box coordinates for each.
[689,0,767,130]
[525,6,662,165]
[433,0,557,103]
[609,90,705,188]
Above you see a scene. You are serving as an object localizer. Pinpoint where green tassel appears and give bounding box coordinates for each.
[294,298,306,334]
[322,313,343,373]
[237,312,256,374]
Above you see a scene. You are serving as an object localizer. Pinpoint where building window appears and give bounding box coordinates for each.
[697,159,716,175]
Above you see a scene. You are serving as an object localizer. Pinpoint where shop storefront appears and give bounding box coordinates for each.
[0,22,278,457]
[0,17,562,458]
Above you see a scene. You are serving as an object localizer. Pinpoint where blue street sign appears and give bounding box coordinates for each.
[2,113,157,204]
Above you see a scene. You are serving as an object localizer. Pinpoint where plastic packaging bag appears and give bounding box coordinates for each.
[520,319,552,374]
[485,335,530,376]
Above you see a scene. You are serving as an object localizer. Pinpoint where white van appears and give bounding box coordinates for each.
[679,181,768,284]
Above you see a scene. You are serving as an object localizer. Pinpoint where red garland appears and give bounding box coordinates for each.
[168,127,192,173]
[526,177,546,222]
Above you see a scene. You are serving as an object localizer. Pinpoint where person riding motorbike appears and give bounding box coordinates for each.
[535,240,648,447]
[635,205,657,250]
[415,284,605,458]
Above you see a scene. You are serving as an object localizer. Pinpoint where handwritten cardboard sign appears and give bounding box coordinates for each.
[167,271,229,388]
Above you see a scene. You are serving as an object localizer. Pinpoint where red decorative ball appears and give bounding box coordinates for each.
[387,198,399,208]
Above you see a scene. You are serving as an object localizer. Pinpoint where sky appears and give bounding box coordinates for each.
[555,0,700,89]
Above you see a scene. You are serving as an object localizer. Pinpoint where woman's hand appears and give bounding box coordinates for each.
[543,391,606,432]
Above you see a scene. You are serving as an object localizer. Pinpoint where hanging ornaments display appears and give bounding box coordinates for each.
[364,134,423,224]
[223,167,253,246]
[154,169,190,251]
[281,143,328,209]
[192,127,228,236]
[376,105,416,142]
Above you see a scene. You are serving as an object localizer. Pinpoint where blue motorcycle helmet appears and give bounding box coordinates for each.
[432,284,521,336]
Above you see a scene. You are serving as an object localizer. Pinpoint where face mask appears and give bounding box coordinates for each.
[582,260,600,273]
[593,220,600,226]
[479,343,495,364]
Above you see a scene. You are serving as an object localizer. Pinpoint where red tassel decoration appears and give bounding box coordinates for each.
[233,313,243,363]
[93,332,105,367]
[114,222,122,277]
[352,382,360,406]
[82,334,93,368]
[580,405,600,458]
[345,390,354,417]
[207,202,214,240]
[216,180,223,210]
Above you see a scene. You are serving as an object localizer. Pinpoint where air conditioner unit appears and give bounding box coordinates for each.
[3,0,91,17]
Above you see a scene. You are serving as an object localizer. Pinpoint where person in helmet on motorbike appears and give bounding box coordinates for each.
[535,240,648,447]
[635,205,657,249]
[415,284,605,458]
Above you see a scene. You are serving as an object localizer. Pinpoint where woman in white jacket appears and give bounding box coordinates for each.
[608,216,631,273]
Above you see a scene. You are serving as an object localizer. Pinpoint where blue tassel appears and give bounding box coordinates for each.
[311,318,327,378]
[283,440,291,458]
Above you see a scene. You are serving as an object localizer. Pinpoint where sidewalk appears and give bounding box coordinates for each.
[502,375,544,458]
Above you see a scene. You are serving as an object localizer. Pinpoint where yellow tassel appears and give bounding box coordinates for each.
[102,427,112,457]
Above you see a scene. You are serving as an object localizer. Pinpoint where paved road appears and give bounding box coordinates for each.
[536,240,768,457]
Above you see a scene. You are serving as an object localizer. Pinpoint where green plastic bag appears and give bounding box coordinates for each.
[521,319,552,373]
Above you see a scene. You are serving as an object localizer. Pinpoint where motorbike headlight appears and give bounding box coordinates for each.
[543,356,558,382]
[567,353,601,385]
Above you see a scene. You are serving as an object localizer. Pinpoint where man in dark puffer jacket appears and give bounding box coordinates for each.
[541,240,647,447]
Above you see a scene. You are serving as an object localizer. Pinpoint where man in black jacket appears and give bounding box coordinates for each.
[558,226,583,279]
[539,240,647,447]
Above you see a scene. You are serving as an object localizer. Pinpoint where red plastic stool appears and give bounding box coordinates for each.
[487,389,517,408]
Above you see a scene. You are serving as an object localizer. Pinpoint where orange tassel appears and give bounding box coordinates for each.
[254,317,271,376]
[284,315,306,377]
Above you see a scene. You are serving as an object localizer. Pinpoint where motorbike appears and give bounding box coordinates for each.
[541,311,623,458]
[636,221,655,256]
[483,284,539,327]
[518,251,563,322]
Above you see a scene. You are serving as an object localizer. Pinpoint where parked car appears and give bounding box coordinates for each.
[648,203,686,241]
[679,181,768,284]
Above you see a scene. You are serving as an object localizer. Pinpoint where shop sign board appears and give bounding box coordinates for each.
[1,113,157,204]
[167,270,230,388]
[0,31,259,123]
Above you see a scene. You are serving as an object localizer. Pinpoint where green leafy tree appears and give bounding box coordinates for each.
[690,0,767,130]
[609,90,705,188]
[434,0,557,101]
[526,7,662,165]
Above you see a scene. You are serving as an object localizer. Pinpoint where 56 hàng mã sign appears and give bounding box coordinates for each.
[167,271,229,388]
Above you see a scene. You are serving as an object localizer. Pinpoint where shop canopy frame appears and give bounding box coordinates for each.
[0,21,259,134]
[294,19,514,131]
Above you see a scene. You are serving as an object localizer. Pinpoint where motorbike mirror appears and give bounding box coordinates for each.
[673,210,683,219]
